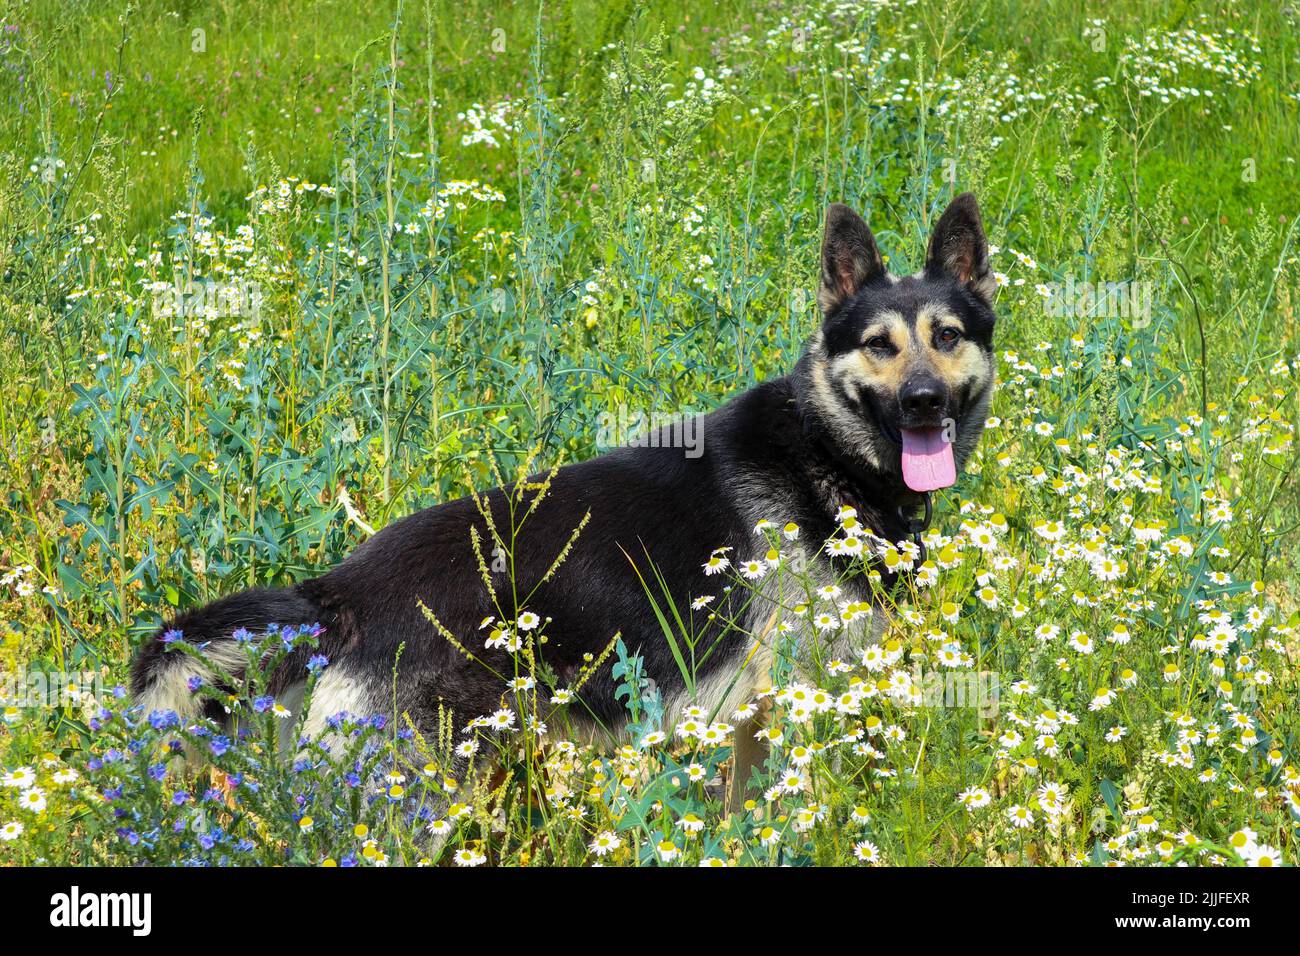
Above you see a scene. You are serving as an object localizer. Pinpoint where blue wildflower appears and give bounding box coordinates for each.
[149,709,179,730]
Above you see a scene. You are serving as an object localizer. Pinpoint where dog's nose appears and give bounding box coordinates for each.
[900,378,946,416]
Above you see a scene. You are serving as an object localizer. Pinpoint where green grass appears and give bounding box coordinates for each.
[0,0,1298,865]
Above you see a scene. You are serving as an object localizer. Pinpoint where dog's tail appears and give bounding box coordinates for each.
[130,586,324,721]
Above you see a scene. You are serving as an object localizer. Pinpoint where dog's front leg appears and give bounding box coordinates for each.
[728,696,772,813]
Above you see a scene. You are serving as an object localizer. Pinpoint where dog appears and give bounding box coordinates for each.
[131,194,997,804]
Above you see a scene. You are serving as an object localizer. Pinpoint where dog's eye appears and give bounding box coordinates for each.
[866,335,893,352]
[939,327,961,345]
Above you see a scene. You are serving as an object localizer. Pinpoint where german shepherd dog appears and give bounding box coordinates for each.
[132,194,997,798]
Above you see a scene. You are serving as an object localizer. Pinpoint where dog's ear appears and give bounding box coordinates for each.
[926,193,995,306]
[819,203,885,314]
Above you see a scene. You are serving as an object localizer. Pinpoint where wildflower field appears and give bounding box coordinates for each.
[1,0,1299,868]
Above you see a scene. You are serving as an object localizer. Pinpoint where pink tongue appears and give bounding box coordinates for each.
[900,427,957,492]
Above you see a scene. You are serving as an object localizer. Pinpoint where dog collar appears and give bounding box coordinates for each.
[851,491,930,566]
[897,491,933,564]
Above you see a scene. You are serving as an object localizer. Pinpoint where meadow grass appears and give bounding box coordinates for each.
[0,0,1297,865]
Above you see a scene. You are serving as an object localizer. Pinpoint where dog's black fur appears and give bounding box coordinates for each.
[132,195,998,744]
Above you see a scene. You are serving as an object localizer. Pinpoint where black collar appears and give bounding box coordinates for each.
[809,430,930,536]
[788,368,935,552]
